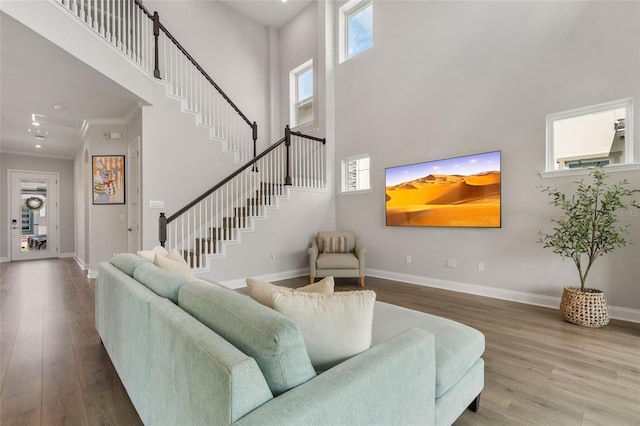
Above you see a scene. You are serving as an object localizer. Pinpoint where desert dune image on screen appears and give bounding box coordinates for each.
[385,151,501,227]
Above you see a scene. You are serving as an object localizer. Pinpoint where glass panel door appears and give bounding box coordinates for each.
[10,171,58,261]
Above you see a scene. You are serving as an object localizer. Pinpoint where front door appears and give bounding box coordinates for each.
[9,171,59,261]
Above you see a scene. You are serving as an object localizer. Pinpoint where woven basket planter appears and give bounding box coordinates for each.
[559,286,609,328]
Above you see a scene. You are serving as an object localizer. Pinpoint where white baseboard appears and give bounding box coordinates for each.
[366,268,640,324]
[58,252,75,258]
[0,257,10,263]
[74,257,87,271]
[218,268,308,289]
[87,269,99,279]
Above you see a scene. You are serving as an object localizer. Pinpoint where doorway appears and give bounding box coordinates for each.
[9,171,59,261]
[127,137,141,253]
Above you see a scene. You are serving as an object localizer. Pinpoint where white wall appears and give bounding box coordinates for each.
[0,153,75,259]
[203,189,335,285]
[140,84,252,248]
[82,123,137,274]
[279,1,318,133]
[145,0,269,147]
[333,1,640,310]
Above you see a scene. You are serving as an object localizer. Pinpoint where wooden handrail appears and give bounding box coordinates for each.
[159,128,327,247]
[165,136,286,224]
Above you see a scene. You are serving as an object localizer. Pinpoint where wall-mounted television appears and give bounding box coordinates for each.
[385,151,501,228]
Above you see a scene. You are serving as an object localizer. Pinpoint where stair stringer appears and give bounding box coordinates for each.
[187,184,292,274]
[159,80,253,165]
[192,187,335,285]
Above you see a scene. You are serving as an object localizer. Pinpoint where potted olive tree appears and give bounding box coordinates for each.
[539,167,639,327]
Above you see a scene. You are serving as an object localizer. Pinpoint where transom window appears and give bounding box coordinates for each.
[290,60,314,127]
[342,154,370,193]
[339,0,373,63]
[546,98,633,171]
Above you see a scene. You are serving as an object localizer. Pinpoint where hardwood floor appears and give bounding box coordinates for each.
[1,259,638,425]
[1,259,142,426]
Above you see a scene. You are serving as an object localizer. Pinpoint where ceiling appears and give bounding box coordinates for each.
[220,0,312,28]
[0,1,312,160]
[0,13,142,159]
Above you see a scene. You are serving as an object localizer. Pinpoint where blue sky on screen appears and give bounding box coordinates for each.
[386,151,501,187]
[297,68,313,101]
[348,4,373,58]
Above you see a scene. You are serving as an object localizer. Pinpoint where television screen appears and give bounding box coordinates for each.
[385,151,501,228]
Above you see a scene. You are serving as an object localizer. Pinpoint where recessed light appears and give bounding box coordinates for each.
[35,144,42,149]
[52,104,65,110]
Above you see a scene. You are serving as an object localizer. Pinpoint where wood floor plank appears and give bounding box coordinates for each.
[2,261,639,425]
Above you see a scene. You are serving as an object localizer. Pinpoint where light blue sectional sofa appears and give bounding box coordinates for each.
[96,253,484,425]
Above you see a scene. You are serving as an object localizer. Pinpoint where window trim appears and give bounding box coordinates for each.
[338,0,373,64]
[545,98,634,174]
[341,154,371,194]
[289,59,314,129]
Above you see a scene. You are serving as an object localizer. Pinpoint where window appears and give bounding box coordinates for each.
[290,60,313,127]
[342,155,370,193]
[546,98,633,172]
[339,0,373,63]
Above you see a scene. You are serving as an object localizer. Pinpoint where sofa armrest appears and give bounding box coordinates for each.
[307,239,319,277]
[234,328,436,426]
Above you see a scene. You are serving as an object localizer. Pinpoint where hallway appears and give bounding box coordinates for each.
[0,259,141,425]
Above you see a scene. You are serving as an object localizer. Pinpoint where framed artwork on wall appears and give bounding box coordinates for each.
[92,155,125,205]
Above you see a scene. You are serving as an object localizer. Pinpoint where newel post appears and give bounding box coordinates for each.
[252,121,258,172]
[284,125,292,186]
[153,11,161,79]
[159,213,167,247]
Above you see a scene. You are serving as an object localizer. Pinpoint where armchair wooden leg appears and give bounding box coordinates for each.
[310,277,315,284]
[360,277,365,287]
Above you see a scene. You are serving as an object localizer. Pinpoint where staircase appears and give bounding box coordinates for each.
[50,0,327,271]
[160,128,326,270]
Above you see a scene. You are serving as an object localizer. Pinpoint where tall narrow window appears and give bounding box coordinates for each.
[339,0,373,63]
[290,60,313,127]
[342,154,371,193]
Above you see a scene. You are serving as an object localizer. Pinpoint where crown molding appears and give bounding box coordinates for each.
[79,103,142,140]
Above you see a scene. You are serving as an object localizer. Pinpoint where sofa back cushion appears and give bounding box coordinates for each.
[110,252,149,276]
[133,262,188,304]
[178,281,316,395]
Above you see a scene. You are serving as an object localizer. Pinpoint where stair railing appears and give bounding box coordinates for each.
[159,126,326,268]
[53,0,258,161]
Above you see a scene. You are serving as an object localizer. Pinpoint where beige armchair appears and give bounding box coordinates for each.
[308,231,367,287]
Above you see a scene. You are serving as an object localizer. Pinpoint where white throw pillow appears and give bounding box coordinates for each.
[272,290,376,371]
[154,248,191,276]
[246,277,334,308]
[137,245,170,263]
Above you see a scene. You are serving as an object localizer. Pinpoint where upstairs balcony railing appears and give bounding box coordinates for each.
[54,0,258,161]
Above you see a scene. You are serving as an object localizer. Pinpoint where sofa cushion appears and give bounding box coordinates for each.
[316,252,359,270]
[178,281,316,395]
[371,301,485,398]
[133,262,189,304]
[110,253,149,276]
[246,276,334,308]
[272,290,376,371]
